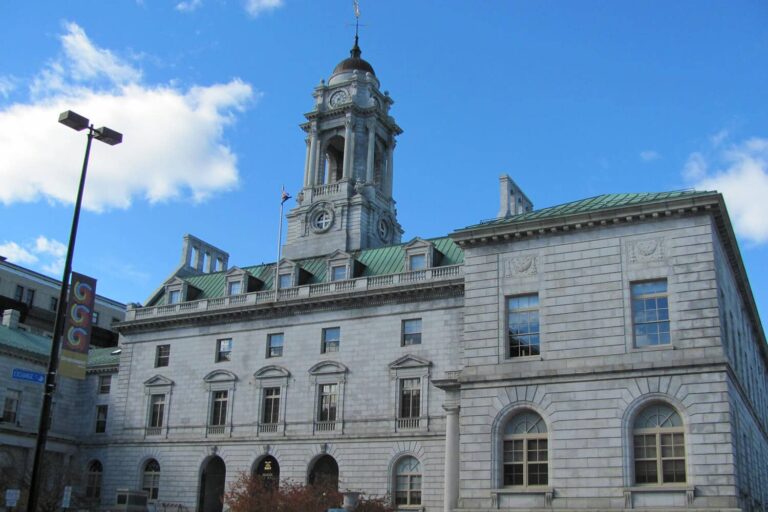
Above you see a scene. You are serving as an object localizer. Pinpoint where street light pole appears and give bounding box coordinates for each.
[26,111,122,512]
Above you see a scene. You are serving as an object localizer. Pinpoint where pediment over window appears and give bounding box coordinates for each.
[403,238,433,251]
[144,375,174,387]
[203,369,238,383]
[308,360,348,376]
[254,365,291,380]
[326,250,362,281]
[389,354,432,370]
[224,266,263,294]
[163,277,201,303]
[276,258,312,288]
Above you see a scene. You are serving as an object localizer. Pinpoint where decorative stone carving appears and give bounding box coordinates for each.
[628,237,665,263]
[503,255,538,277]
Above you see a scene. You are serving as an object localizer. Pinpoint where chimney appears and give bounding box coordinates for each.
[497,174,533,218]
[1,309,20,329]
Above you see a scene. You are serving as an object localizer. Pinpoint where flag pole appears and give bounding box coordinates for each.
[275,187,291,298]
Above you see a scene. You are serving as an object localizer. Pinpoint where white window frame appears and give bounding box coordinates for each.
[309,361,348,434]
[393,455,423,509]
[389,355,431,432]
[141,459,161,501]
[267,332,284,358]
[501,411,549,488]
[203,370,237,437]
[98,374,112,394]
[321,327,341,354]
[632,403,687,485]
[401,318,422,346]
[253,365,290,436]
[143,375,174,437]
[216,338,233,362]
[155,344,170,368]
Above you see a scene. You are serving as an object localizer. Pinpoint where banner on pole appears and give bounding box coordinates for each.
[59,272,97,380]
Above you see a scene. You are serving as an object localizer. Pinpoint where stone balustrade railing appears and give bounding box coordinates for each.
[127,265,463,321]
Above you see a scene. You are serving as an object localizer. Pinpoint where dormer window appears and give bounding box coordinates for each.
[227,281,241,295]
[408,254,426,271]
[162,278,200,306]
[278,273,293,289]
[167,290,180,305]
[403,238,438,272]
[331,265,347,281]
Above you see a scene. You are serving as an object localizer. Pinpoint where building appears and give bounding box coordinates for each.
[10,38,767,511]
[0,257,126,347]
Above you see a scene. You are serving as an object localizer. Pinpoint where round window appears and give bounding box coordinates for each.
[310,208,334,233]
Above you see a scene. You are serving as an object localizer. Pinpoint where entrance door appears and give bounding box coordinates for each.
[308,454,339,489]
[198,456,226,512]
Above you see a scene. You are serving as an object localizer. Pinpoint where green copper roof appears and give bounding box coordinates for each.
[458,190,715,232]
[0,324,119,368]
[0,324,50,358]
[154,237,464,304]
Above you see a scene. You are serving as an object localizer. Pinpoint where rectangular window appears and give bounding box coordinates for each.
[210,390,228,426]
[95,405,108,433]
[507,294,540,358]
[331,265,347,281]
[267,333,284,358]
[2,390,20,423]
[408,254,426,271]
[167,289,180,304]
[402,319,422,346]
[399,378,421,419]
[155,345,170,367]
[24,288,35,307]
[227,281,242,295]
[148,394,165,428]
[14,285,24,302]
[98,375,112,394]
[321,327,340,354]
[49,296,59,312]
[216,338,232,362]
[318,383,338,422]
[632,280,670,347]
[278,273,292,289]
[262,387,280,424]
[92,311,100,325]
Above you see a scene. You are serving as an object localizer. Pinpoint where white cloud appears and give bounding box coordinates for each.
[683,152,707,181]
[0,76,16,98]
[176,0,203,12]
[639,150,660,162]
[684,137,768,245]
[0,242,38,265]
[0,236,69,275]
[244,0,284,17]
[710,129,728,147]
[0,22,255,212]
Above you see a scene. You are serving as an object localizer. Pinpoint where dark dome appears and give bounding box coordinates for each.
[332,39,375,76]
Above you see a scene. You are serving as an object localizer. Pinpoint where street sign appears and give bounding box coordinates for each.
[5,489,20,507]
[62,486,72,508]
[12,368,45,384]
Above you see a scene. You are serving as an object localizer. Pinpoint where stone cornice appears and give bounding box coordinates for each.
[119,278,463,334]
[301,106,402,135]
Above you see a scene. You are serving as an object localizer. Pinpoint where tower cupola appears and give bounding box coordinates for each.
[282,38,403,260]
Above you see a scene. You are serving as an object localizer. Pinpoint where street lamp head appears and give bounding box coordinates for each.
[58,110,90,131]
[94,126,123,146]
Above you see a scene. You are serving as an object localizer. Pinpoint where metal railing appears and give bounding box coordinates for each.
[128,265,462,321]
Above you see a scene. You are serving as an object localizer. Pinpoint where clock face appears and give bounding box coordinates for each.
[329,90,349,108]
[377,218,390,242]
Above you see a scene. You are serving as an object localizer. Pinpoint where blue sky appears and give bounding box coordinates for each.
[0,1,766,327]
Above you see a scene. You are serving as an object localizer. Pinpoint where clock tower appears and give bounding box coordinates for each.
[282,38,403,260]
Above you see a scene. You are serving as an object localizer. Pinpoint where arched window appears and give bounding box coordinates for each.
[85,460,103,499]
[394,456,421,507]
[142,459,161,500]
[502,411,548,487]
[633,403,686,484]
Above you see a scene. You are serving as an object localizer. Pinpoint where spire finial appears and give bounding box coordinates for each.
[351,1,362,58]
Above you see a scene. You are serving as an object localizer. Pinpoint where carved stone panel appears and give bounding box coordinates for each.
[503,254,538,278]
[627,237,665,263]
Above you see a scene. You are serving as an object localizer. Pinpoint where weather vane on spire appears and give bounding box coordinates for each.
[353,0,360,39]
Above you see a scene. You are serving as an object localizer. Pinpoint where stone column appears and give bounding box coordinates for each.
[443,404,460,512]
[385,140,396,197]
[342,115,353,179]
[307,124,318,187]
[366,121,376,184]
[303,137,311,187]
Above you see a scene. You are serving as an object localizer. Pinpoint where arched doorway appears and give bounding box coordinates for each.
[198,456,226,512]
[253,456,280,487]
[308,454,339,490]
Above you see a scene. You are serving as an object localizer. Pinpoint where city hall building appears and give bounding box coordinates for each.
[11,38,767,511]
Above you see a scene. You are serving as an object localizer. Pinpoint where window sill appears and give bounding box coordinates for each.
[503,355,543,363]
[623,485,695,507]
[631,343,674,352]
[491,488,553,508]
